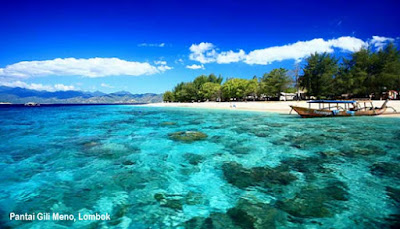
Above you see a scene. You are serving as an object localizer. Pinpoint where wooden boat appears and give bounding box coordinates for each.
[290,100,389,118]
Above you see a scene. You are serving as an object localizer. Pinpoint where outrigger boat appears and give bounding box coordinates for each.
[290,100,392,118]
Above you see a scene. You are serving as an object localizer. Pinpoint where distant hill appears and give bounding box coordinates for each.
[0,86,162,104]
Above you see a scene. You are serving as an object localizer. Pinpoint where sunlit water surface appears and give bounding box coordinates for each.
[0,105,399,228]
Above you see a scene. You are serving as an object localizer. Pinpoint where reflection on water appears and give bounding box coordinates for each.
[0,105,399,228]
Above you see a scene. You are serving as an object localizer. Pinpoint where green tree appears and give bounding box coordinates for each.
[200,82,222,101]
[207,74,224,84]
[374,43,400,95]
[300,53,338,99]
[192,75,208,101]
[222,78,248,100]
[335,49,370,97]
[165,43,400,102]
[193,75,209,89]
[260,68,292,98]
[335,44,400,98]
[163,91,174,102]
[245,78,259,100]
[190,74,225,101]
[173,82,197,102]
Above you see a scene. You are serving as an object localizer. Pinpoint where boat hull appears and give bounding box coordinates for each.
[290,106,386,118]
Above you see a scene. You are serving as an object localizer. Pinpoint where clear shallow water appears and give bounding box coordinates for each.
[0,105,399,228]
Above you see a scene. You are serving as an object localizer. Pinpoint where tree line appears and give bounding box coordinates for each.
[164,43,400,102]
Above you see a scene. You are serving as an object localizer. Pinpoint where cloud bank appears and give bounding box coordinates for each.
[0,57,172,79]
[188,36,395,65]
[0,80,76,91]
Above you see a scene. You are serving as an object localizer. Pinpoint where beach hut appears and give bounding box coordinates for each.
[279,92,296,101]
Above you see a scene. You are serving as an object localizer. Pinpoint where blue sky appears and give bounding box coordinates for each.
[0,0,399,93]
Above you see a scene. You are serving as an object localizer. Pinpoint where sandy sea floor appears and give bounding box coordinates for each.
[1,105,399,228]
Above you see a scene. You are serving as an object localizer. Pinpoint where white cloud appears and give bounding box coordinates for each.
[189,36,373,65]
[328,36,367,52]
[186,64,205,70]
[0,80,75,91]
[100,83,114,88]
[0,57,171,79]
[157,65,173,71]
[54,84,75,91]
[138,43,165,47]
[217,50,246,64]
[154,60,167,65]
[369,36,395,50]
[175,58,184,64]
[189,42,214,54]
[245,37,366,65]
[246,39,324,65]
[189,42,217,64]
[153,60,173,71]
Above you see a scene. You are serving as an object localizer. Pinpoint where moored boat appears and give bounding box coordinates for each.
[290,100,389,118]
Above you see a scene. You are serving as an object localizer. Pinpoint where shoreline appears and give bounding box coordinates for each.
[141,101,400,118]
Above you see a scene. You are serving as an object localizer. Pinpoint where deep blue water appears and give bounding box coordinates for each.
[0,105,399,228]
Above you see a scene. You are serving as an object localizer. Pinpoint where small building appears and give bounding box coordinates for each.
[279,92,297,101]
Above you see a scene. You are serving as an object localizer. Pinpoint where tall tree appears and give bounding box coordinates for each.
[336,44,400,98]
[173,82,197,102]
[207,74,224,84]
[163,91,174,102]
[222,78,248,100]
[200,82,221,101]
[336,48,371,97]
[245,78,259,100]
[300,53,338,99]
[192,75,209,101]
[260,68,292,98]
[375,43,400,94]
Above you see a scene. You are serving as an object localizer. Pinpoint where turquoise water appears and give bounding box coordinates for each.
[0,105,399,228]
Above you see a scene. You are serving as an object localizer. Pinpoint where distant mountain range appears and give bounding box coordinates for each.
[0,86,162,104]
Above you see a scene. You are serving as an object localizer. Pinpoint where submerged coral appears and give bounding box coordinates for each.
[154,191,204,210]
[282,156,334,181]
[168,131,208,142]
[227,198,284,229]
[183,198,284,229]
[343,145,386,157]
[386,186,400,203]
[112,170,149,190]
[371,162,400,178]
[184,213,239,229]
[276,181,349,218]
[183,153,205,165]
[160,121,177,126]
[222,161,297,189]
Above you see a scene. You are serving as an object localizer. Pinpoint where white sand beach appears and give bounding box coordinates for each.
[143,100,400,117]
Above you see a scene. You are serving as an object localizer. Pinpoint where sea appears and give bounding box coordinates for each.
[0,105,399,228]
